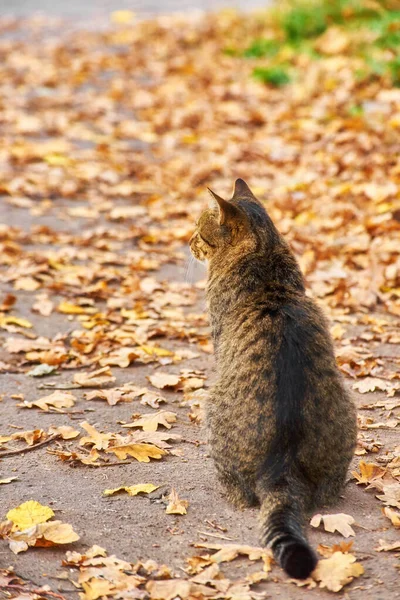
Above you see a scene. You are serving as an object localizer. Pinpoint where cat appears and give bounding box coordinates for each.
[189,179,357,580]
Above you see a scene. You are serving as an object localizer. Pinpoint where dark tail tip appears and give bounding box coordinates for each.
[280,540,318,580]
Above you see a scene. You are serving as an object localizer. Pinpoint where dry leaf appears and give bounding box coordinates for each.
[313,551,364,592]
[6,500,54,530]
[383,506,400,528]
[310,513,356,538]
[375,538,400,552]
[148,372,180,389]
[22,391,76,412]
[106,443,167,462]
[0,477,18,485]
[104,484,159,497]
[352,461,386,485]
[74,366,116,388]
[122,410,177,432]
[165,488,188,515]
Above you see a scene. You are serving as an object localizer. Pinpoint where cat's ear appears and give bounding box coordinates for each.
[232,178,256,200]
[208,188,244,226]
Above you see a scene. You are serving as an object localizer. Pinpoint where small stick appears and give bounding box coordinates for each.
[197,530,235,541]
[1,583,67,600]
[0,434,60,458]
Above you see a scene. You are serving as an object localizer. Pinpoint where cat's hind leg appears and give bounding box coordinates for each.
[216,468,259,509]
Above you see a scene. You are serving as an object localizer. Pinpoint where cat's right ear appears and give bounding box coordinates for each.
[207,188,244,226]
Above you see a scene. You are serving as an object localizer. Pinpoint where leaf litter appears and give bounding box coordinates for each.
[2,0,400,596]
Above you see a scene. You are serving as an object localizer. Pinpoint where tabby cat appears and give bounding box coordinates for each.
[189,179,357,579]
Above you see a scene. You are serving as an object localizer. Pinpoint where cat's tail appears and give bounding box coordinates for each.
[259,485,317,580]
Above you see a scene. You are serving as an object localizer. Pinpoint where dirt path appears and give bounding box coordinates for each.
[1,10,400,600]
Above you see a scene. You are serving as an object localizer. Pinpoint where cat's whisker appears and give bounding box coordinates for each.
[184,255,196,284]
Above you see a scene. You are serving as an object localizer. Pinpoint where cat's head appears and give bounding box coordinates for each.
[189,179,279,262]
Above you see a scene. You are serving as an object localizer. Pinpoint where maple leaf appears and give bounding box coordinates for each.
[313,551,364,592]
[6,500,54,530]
[106,443,167,462]
[22,391,76,412]
[310,513,356,538]
[123,410,177,432]
[103,484,159,497]
[165,489,189,515]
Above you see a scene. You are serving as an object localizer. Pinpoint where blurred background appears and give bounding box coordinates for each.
[0,0,270,20]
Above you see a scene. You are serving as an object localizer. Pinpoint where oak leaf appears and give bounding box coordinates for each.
[104,484,159,497]
[106,443,167,462]
[123,410,177,432]
[383,506,400,528]
[313,551,364,592]
[310,513,356,538]
[22,391,76,412]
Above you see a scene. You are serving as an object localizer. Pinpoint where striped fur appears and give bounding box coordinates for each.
[189,179,357,579]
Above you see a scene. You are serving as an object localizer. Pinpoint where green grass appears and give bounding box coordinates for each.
[227,0,400,88]
[252,66,292,86]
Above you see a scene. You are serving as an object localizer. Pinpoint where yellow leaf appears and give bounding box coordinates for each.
[310,513,355,538]
[383,507,400,528]
[79,421,114,450]
[0,477,18,485]
[351,461,386,485]
[106,443,167,462]
[82,578,116,600]
[40,521,80,544]
[123,411,177,432]
[0,315,33,328]
[7,500,54,531]
[73,366,116,388]
[24,391,76,412]
[313,551,364,592]
[165,488,188,515]
[148,372,180,390]
[140,345,174,357]
[111,10,135,24]
[57,301,87,314]
[104,484,158,496]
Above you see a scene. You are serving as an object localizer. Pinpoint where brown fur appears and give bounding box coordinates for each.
[189,179,357,579]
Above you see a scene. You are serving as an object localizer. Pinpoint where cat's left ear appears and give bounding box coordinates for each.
[208,188,244,226]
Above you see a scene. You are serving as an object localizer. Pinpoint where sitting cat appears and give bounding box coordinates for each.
[189,179,357,579]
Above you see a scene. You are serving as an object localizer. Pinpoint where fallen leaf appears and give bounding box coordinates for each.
[148,372,180,389]
[375,539,400,552]
[310,513,356,538]
[106,443,167,462]
[383,506,400,528]
[166,489,189,515]
[22,391,76,412]
[74,366,116,388]
[104,484,159,497]
[26,363,57,377]
[313,551,364,592]
[352,462,386,485]
[123,411,177,432]
[0,477,18,485]
[6,500,54,530]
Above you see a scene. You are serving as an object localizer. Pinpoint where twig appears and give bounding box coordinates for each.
[197,530,235,541]
[1,583,67,600]
[0,434,60,458]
